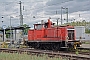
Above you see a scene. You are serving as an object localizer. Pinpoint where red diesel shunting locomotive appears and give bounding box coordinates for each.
[27,19,81,50]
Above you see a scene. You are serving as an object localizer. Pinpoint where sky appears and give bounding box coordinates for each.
[0,0,90,28]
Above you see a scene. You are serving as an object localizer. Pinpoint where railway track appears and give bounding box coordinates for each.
[0,48,90,60]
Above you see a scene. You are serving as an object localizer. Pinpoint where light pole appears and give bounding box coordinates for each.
[1,17,7,42]
[1,17,4,28]
[10,16,13,44]
[61,7,68,25]
[2,25,6,42]
[61,7,62,25]
[1,16,4,42]
[56,11,60,37]
[66,8,68,23]
[19,1,23,26]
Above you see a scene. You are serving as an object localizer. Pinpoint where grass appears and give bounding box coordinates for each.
[0,52,68,60]
[79,50,90,52]
[84,42,90,44]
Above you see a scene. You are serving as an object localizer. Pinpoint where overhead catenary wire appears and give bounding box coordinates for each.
[0,1,68,16]
[0,1,65,11]
[0,2,56,14]
[0,1,69,21]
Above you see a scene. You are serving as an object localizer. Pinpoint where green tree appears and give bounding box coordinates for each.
[23,24,30,35]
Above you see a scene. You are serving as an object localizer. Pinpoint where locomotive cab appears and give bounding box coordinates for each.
[66,26,81,49]
[68,30,74,40]
[67,28,75,40]
[34,24,44,30]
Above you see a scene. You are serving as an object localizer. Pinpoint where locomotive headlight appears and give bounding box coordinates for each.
[74,44,77,49]
[66,36,69,42]
[80,44,82,47]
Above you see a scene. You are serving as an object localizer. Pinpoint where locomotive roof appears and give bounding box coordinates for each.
[59,25,74,28]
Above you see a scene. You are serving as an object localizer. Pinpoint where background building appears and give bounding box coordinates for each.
[74,26,90,40]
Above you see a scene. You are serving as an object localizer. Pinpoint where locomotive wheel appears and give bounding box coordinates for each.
[56,44,60,50]
[51,45,55,50]
[51,44,60,50]
[35,43,40,49]
[43,45,49,50]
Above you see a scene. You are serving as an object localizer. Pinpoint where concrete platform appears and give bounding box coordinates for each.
[81,44,90,48]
